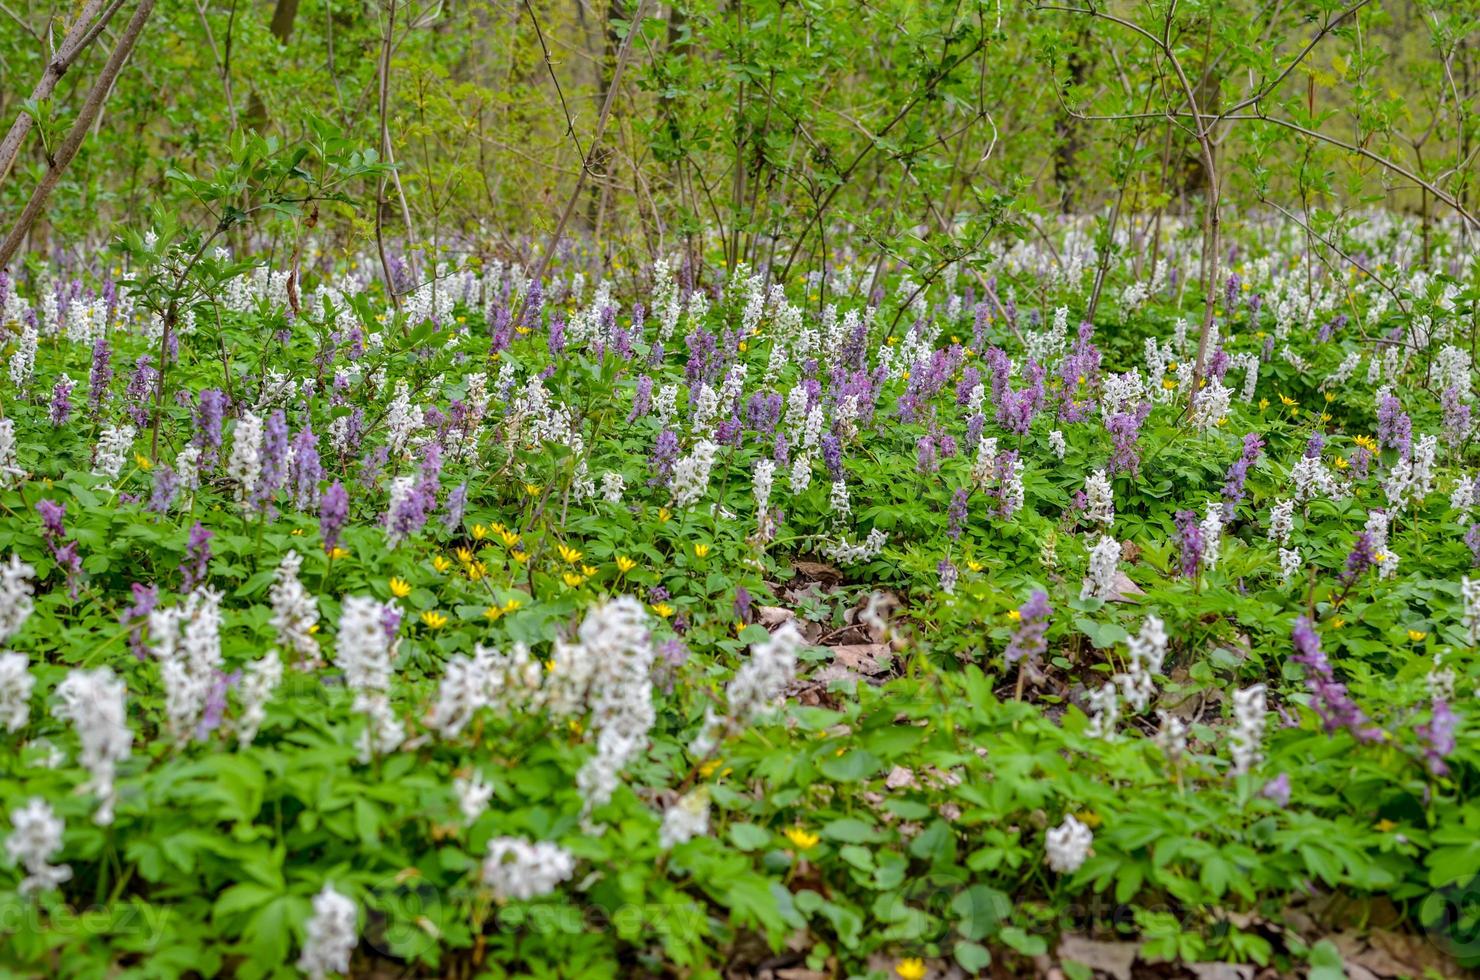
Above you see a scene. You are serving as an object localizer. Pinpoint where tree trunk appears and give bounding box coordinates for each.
[0,0,156,270]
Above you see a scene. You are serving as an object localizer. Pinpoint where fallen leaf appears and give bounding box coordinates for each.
[793,560,843,584]
[830,643,890,674]
[758,606,796,628]
[1186,964,1253,980]
[1056,936,1137,980]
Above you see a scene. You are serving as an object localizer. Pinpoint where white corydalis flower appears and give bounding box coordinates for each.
[1083,469,1114,526]
[481,837,576,901]
[236,649,283,748]
[5,797,71,896]
[1199,501,1224,570]
[1046,814,1093,874]
[1048,429,1067,459]
[0,418,23,487]
[1154,710,1188,762]
[335,595,403,762]
[148,588,225,741]
[297,884,358,980]
[823,528,887,566]
[1085,681,1120,740]
[1278,547,1303,585]
[0,553,37,643]
[671,439,719,508]
[1461,577,1480,644]
[0,651,34,732]
[570,597,656,815]
[427,642,541,739]
[227,411,264,503]
[1266,499,1294,545]
[1229,684,1267,776]
[600,471,625,504]
[93,423,136,479]
[690,623,803,758]
[52,667,132,825]
[270,551,319,664]
[1115,615,1168,713]
[1080,535,1120,600]
[454,771,493,826]
[659,787,711,850]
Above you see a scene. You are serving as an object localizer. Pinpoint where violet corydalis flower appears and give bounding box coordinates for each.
[1005,590,1051,683]
[1291,616,1380,743]
[320,481,349,554]
[181,522,213,591]
[1415,699,1457,776]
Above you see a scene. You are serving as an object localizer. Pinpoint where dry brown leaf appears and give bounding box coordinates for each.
[830,643,890,674]
[1056,936,1138,980]
[1185,964,1253,980]
[758,606,797,628]
[793,560,843,583]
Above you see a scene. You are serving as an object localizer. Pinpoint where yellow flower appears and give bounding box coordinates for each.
[515,325,531,336]
[784,827,819,850]
[1076,810,1102,828]
[1280,394,1298,407]
[1354,434,1378,453]
[1161,379,1177,390]
[328,546,350,560]
[1408,629,1427,642]
[502,598,522,613]
[1324,391,1336,403]
[581,564,598,577]
[1333,456,1349,470]
[1332,617,1347,629]
[966,559,982,572]
[651,602,675,618]
[557,543,584,564]
[1259,398,1270,411]
[483,605,502,621]
[615,556,636,574]
[454,547,474,564]
[1376,818,1398,832]
[134,452,153,471]
[562,571,586,588]
[471,524,489,541]
[498,528,521,548]
[290,528,303,536]
[699,758,723,778]
[432,555,452,573]
[1007,609,1022,622]
[895,959,926,980]
[511,549,529,565]
[420,610,449,629]
[694,543,711,558]
[737,340,748,353]
[466,561,488,581]
[389,577,412,598]
[657,507,672,523]
[523,482,541,497]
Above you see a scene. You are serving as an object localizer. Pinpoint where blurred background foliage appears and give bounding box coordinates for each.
[0,0,1476,283]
